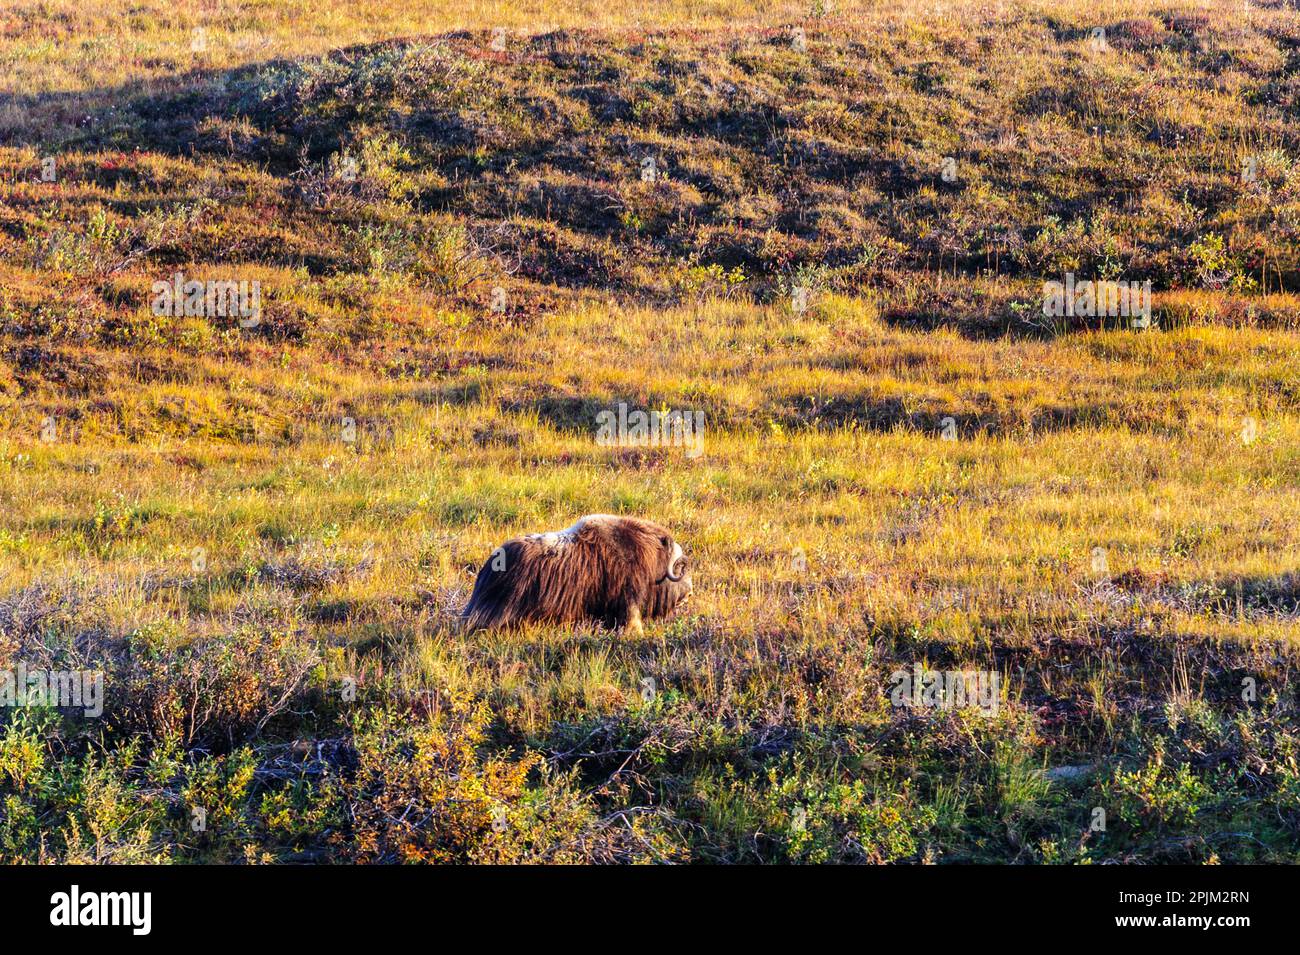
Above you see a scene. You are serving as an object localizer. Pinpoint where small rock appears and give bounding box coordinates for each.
[1044,764,1094,783]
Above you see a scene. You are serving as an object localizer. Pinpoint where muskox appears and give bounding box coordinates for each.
[461,515,692,633]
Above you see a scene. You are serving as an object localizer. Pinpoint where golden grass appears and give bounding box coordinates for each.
[4,297,1297,683]
[3,0,1299,864]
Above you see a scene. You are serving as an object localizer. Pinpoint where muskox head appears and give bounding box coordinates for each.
[461,515,692,633]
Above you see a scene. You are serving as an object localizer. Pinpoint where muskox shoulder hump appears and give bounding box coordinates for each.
[526,513,620,548]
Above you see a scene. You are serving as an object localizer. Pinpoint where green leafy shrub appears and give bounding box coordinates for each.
[1108,744,1212,829]
[346,699,681,863]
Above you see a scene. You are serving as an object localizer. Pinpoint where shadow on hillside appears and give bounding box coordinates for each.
[1115,570,1300,620]
[8,23,1298,316]
[484,388,1187,438]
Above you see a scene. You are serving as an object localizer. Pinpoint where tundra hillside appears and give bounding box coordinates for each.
[1,1,1298,862]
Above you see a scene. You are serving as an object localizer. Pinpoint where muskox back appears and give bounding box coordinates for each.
[461,515,691,632]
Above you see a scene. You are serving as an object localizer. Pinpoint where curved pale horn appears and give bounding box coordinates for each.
[665,541,686,582]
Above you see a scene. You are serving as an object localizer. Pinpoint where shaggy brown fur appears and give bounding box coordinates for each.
[461,515,692,633]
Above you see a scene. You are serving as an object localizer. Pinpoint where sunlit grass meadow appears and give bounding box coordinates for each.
[1,0,1299,863]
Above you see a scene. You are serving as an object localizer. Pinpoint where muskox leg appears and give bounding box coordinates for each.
[625,604,644,636]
